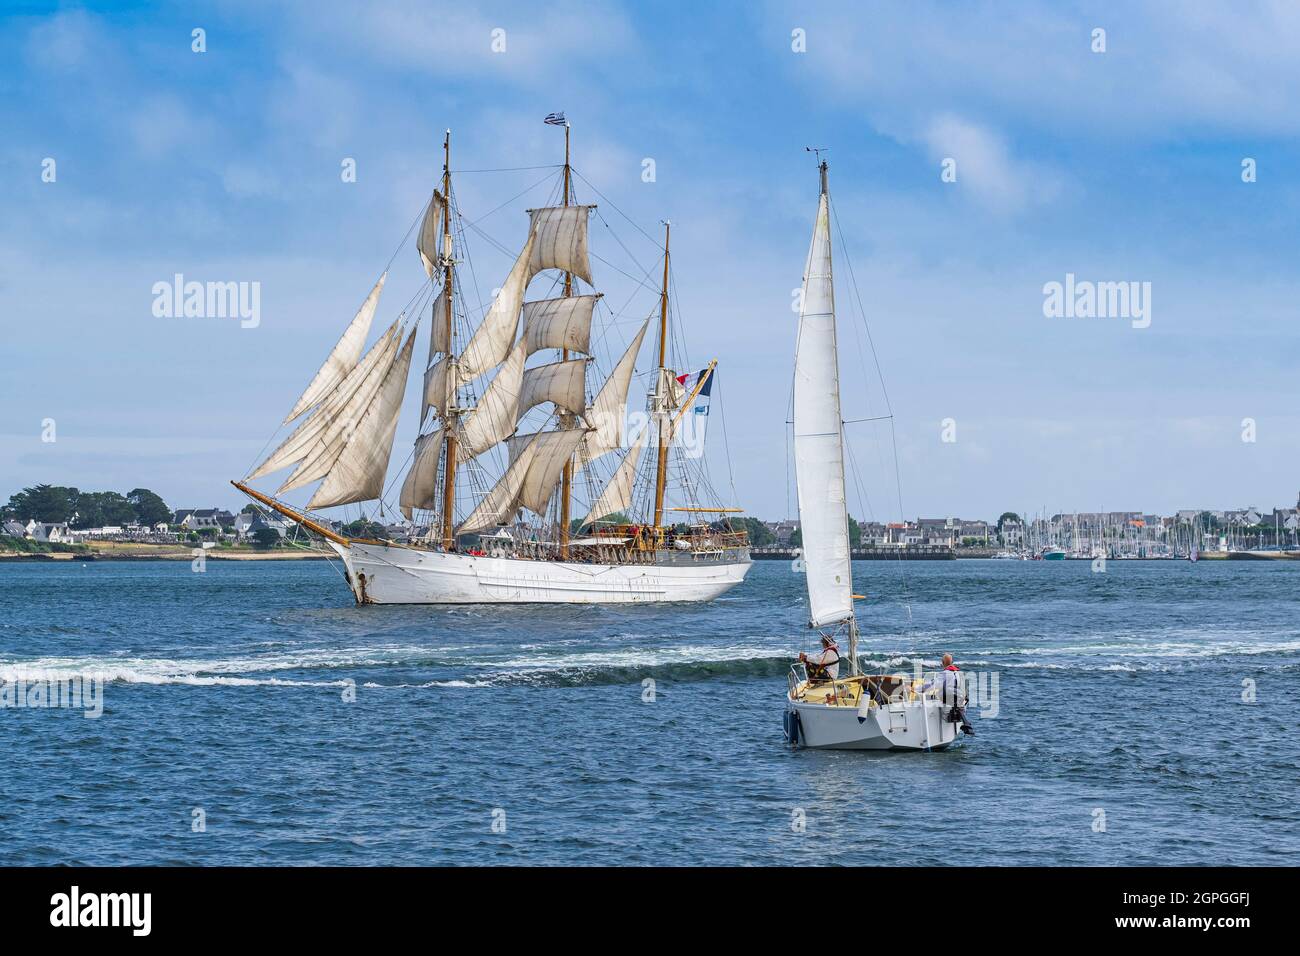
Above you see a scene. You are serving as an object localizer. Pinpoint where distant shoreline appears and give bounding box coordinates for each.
[0,549,330,562]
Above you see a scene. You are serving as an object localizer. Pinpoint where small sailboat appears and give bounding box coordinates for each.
[783,159,960,751]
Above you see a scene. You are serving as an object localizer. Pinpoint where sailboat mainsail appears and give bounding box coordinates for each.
[793,170,854,629]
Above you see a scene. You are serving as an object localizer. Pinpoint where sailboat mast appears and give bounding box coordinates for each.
[559,122,574,558]
[652,221,671,532]
[440,130,458,551]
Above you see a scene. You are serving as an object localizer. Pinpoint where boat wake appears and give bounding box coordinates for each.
[3,627,1291,691]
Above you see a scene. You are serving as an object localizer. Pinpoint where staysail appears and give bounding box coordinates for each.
[455,436,539,535]
[458,234,535,383]
[581,318,649,464]
[248,320,402,481]
[306,331,417,509]
[582,423,648,525]
[458,340,526,459]
[282,272,388,424]
[793,186,853,628]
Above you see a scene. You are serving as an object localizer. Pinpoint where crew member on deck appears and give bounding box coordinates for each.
[799,635,841,682]
[930,653,974,736]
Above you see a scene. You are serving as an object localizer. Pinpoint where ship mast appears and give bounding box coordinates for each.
[652,221,671,534]
[558,122,574,558]
[440,130,458,551]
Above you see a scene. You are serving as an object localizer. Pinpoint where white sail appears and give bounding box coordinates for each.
[276,329,405,493]
[455,437,539,535]
[506,428,587,515]
[582,424,648,525]
[526,205,594,284]
[517,358,587,422]
[793,191,853,627]
[422,355,451,421]
[458,234,534,383]
[306,331,417,510]
[521,294,599,355]
[457,340,526,459]
[428,288,450,358]
[581,318,649,463]
[249,321,401,481]
[282,272,387,424]
[398,428,443,521]
[417,190,445,280]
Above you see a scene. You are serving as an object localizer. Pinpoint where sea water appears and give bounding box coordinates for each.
[0,558,1295,865]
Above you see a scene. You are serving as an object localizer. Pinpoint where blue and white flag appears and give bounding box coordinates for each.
[676,368,713,416]
[544,112,567,126]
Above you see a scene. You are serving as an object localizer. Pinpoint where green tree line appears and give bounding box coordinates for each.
[1,484,171,528]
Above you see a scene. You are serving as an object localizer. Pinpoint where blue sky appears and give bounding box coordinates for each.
[3,0,1299,523]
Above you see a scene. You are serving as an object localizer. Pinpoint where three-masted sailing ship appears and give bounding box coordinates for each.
[234,122,750,605]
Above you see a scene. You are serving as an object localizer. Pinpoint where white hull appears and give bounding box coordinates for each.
[788,695,959,751]
[330,541,751,605]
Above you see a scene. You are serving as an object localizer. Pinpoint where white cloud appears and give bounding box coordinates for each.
[24,9,98,71]
[774,0,1300,140]
[277,0,638,78]
[922,115,1063,214]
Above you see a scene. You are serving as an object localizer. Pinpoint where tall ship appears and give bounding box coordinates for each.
[234,121,750,604]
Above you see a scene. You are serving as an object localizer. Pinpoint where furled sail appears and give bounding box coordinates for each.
[793,190,853,628]
[521,294,599,355]
[305,331,417,510]
[248,320,401,481]
[416,190,445,280]
[427,288,450,358]
[455,437,539,535]
[398,427,443,521]
[580,319,649,464]
[505,428,587,516]
[458,234,535,383]
[457,341,526,459]
[517,358,587,422]
[282,272,388,424]
[422,355,451,421]
[526,205,594,284]
[582,423,648,526]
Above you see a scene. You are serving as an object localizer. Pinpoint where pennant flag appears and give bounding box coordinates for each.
[544,112,567,126]
[676,368,713,416]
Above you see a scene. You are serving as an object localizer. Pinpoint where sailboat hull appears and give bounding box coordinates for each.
[788,697,960,751]
[330,541,751,605]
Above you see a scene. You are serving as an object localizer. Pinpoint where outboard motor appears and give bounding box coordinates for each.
[783,708,802,747]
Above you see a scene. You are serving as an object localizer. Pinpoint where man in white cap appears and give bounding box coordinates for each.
[799,635,841,682]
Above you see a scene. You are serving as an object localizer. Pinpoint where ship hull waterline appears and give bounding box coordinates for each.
[328,541,751,605]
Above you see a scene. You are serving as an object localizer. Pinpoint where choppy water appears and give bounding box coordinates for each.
[1,558,1296,865]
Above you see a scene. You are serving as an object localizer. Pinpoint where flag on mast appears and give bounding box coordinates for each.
[676,368,713,416]
[544,112,567,126]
